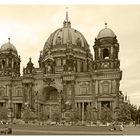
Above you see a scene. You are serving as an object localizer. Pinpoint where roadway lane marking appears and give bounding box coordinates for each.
[13,129,123,135]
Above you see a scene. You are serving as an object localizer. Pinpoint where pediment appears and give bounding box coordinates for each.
[97,93,113,98]
[43,56,54,62]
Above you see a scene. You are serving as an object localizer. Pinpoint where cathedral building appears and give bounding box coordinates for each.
[0,12,124,122]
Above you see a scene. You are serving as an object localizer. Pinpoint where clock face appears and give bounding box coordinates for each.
[102,62,109,68]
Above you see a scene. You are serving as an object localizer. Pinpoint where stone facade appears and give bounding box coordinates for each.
[0,15,124,122]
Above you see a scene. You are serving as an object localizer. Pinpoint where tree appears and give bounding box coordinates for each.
[137,107,140,124]
[101,105,113,124]
[85,105,91,123]
[38,112,49,123]
[117,103,132,124]
[52,112,60,122]
[22,108,35,123]
[70,109,80,123]
[0,107,8,121]
[129,104,137,122]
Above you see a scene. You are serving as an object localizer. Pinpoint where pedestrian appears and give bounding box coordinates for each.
[119,124,124,131]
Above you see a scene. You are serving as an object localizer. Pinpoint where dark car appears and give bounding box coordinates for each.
[0,127,12,135]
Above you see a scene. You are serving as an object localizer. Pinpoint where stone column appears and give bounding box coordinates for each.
[97,101,101,120]
[82,102,84,124]
[116,80,120,107]
[95,80,98,96]
[59,91,62,121]
[99,48,101,59]
[78,103,81,119]
[50,105,52,119]
[6,58,8,68]
[63,81,67,102]
[22,83,27,109]
[14,103,16,118]
[29,83,33,109]
[110,101,114,120]
[75,102,77,110]
[71,81,75,110]
[8,83,13,122]
[91,80,95,107]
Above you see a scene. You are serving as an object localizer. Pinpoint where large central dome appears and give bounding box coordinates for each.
[43,14,89,51]
[39,12,93,74]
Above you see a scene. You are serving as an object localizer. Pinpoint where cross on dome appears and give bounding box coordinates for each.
[105,22,108,28]
[63,7,71,28]
[65,7,69,22]
[8,37,10,42]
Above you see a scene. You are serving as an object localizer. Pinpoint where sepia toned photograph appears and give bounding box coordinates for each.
[0,2,140,135]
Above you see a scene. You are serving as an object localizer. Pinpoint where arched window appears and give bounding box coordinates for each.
[56,36,61,45]
[77,60,81,72]
[76,38,82,46]
[103,48,109,59]
[2,60,5,68]
[8,60,12,68]
[0,87,5,96]
[56,58,61,66]
[81,61,84,72]
[14,62,16,69]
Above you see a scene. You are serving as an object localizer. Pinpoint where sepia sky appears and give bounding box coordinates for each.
[0,5,140,107]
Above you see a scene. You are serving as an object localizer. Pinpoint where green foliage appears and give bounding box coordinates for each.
[0,107,8,121]
[85,106,97,123]
[117,103,132,123]
[129,104,137,121]
[137,107,140,124]
[101,105,113,123]
[70,110,80,123]
[22,108,35,122]
[52,112,60,122]
[38,112,49,122]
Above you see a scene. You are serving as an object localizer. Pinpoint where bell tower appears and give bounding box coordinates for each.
[93,23,120,71]
[93,23,123,120]
[0,38,20,77]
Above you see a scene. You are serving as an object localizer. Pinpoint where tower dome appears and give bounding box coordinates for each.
[97,23,116,39]
[0,38,17,54]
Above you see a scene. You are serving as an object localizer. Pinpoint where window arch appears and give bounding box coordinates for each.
[76,38,82,46]
[8,59,12,68]
[2,60,5,68]
[0,87,5,96]
[56,36,61,45]
[56,58,61,66]
[103,48,109,59]
[14,62,17,69]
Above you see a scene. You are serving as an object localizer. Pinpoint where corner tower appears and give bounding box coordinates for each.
[93,23,123,120]
[93,23,120,71]
[0,38,20,77]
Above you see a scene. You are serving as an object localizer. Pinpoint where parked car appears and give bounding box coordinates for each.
[0,121,8,124]
[50,122,57,125]
[0,127,12,135]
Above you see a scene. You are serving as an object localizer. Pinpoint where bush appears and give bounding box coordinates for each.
[22,108,35,122]
[0,107,8,121]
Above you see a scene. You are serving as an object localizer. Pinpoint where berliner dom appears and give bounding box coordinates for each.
[0,12,123,123]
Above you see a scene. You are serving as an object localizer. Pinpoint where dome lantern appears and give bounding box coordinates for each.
[63,7,71,28]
